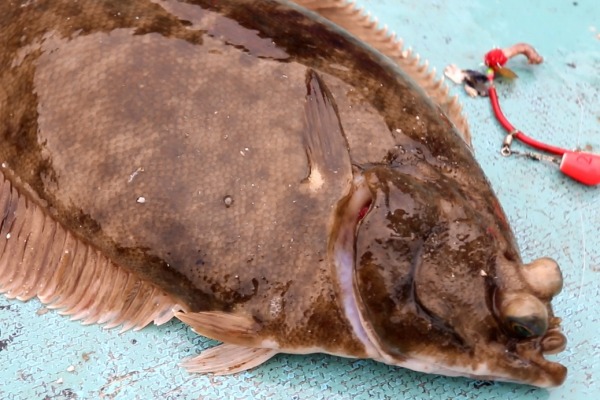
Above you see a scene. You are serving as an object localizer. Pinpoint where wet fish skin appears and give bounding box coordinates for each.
[0,0,566,387]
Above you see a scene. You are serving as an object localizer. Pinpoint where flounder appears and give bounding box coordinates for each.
[0,0,567,387]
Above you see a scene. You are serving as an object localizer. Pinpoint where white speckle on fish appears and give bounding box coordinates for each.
[307,167,324,191]
[269,297,282,317]
[128,166,144,183]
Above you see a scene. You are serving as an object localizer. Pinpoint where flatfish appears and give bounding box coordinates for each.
[0,0,566,387]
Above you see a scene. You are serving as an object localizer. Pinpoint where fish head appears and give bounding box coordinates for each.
[352,166,566,387]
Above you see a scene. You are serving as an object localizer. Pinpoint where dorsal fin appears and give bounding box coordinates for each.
[295,0,472,148]
[0,167,184,332]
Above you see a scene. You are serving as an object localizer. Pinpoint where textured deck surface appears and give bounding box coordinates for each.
[1,0,599,398]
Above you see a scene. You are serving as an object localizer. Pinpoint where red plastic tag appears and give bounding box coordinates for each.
[559,151,600,186]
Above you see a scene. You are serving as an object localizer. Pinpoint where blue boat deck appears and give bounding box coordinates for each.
[1,0,599,398]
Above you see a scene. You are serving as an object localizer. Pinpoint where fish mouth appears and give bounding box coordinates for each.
[510,329,567,387]
[508,333,567,388]
[467,328,567,387]
[400,332,568,388]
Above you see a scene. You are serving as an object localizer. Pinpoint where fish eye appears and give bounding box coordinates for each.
[499,293,549,339]
[508,319,537,338]
[521,257,563,299]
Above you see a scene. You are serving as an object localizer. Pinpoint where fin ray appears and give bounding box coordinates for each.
[180,344,278,375]
[302,69,353,190]
[175,310,260,345]
[0,169,184,331]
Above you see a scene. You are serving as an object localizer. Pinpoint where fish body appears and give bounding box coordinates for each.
[0,0,566,387]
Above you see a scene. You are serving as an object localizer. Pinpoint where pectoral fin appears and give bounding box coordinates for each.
[301,69,353,191]
[180,344,278,375]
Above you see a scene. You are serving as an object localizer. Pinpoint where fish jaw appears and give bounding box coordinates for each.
[329,166,567,387]
[388,339,567,388]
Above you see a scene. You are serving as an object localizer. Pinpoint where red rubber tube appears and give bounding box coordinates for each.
[488,85,568,156]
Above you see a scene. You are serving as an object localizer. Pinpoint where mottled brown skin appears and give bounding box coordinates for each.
[0,0,566,386]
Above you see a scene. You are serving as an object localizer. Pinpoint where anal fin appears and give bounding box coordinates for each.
[180,344,278,375]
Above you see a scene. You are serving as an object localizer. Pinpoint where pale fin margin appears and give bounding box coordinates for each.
[294,0,472,147]
[0,169,184,332]
[180,344,278,375]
